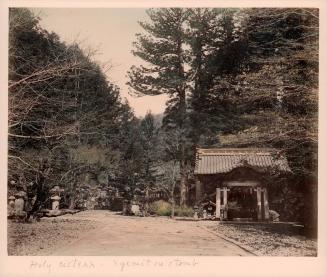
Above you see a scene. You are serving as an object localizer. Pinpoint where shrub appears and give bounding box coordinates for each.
[149,200,172,216]
[175,206,194,217]
[149,200,194,217]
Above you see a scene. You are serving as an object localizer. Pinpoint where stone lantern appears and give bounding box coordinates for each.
[14,191,27,212]
[50,185,64,196]
[50,185,64,211]
[50,185,64,212]
[8,196,16,217]
[51,195,61,210]
[8,196,15,209]
[12,191,27,221]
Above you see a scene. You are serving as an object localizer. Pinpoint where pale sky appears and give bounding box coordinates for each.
[35,8,168,117]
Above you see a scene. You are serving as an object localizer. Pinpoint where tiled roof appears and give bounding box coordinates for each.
[194,148,290,175]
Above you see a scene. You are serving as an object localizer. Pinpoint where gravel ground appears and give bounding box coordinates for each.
[204,222,317,256]
[8,211,316,256]
[8,217,102,256]
[7,211,251,256]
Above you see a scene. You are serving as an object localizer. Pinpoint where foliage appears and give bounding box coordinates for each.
[175,206,194,217]
[128,8,190,205]
[148,200,194,217]
[235,8,318,231]
[186,8,248,146]
[8,8,138,216]
[128,8,318,229]
[233,9,318,175]
[9,8,318,231]
[149,200,172,216]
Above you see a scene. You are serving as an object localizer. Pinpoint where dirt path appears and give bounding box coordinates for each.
[49,210,252,256]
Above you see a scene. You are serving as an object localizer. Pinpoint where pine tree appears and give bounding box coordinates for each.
[128,8,190,206]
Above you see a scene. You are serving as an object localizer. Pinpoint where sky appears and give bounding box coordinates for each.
[35,8,168,117]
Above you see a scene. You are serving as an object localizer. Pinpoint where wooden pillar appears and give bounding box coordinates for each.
[216,188,221,220]
[256,187,262,220]
[222,187,228,220]
[195,179,203,202]
[223,188,228,206]
[263,188,270,220]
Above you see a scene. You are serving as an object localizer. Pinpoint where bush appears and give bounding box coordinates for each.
[149,200,172,216]
[175,206,194,217]
[149,200,194,217]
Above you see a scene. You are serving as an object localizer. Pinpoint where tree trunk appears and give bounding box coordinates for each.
[171,199,175,219]
[171,179,176,219]
[179,160,187,206]
[69,195,75,209]
[179,176,187,206]
[69,175,77,209]
[176,34,188,208]
[144,185,149,216]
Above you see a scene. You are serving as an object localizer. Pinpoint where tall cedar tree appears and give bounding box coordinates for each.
[128,8,190,206]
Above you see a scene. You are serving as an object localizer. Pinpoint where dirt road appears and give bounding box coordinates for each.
[49,210,252,256]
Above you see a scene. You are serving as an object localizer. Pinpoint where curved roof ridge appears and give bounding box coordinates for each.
[194,147,290,174]
[196,147,279,155]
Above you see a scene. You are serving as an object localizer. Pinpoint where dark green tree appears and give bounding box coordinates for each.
[138,112,160,213]
[128,8,190,206]
[215,8,318,232]
[8,8,139,216]
[186,8,248,147]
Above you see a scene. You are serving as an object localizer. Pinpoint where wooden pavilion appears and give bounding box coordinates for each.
[194,148,290,221]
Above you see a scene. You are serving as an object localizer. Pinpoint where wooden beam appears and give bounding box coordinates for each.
[223,181,259,187]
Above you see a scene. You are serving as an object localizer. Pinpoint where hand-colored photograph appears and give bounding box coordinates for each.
[7,7,318,257]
